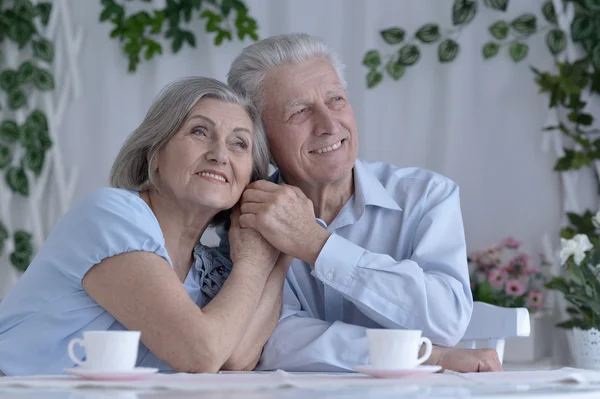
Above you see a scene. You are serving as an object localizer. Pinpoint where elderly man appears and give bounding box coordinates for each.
[224,33,501,372]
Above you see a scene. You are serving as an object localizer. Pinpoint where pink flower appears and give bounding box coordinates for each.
[505,279,526,296]
[488,268,506,288]
[506,253,532,275]
[500,237,521,249]
[527,290,545,309]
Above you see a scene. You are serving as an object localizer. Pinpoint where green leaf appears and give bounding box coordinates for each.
[542,1,557,24]
[8,19,35,48]
[385,59,405,80]
[398,44,421,66]
[366,69,383,89]
[17,61,35,84]
[25,146,44,175]
[10,247,32,272]
[415,24,440,43]
[556,319,593,329]
[509,42,528,62]
[483,0,509,11]
[0,145,12,169]
[32,39,54,62]
[583,0,600,11]
[14,0,35,19]
[511,14,537,35]
[569,267,584,285]
[474,281,496,304]
[438,39,460,62]
[362,50,381,69]
[27,110,48,133]
[571,15,594,41]
[592,43,600,71]
[0,220,8,256]
[5,166,29,196]
[546,276,570,295]
[546,29,567,55]
[34,68,54,90]
[569,112,593,125]
[380,27,405,44]
[452,0,478,26]
[483,42,500,59]
[0,120,19,143]
[0,70,18,92]
[19,124,37,149]
[35,2,52,26]
[489,21,509,39]
[13,230,32,248]
[591,73,600,95]
[8,89,26,110]
[38,131,52,151]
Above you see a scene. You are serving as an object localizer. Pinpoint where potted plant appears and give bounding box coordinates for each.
[546,211,600,369]
[469,237,553,362]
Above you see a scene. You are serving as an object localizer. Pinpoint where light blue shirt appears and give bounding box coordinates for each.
[255,159,473,372]
[0,188,228,376]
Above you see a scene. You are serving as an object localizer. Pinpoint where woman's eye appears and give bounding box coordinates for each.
[235,141,248,150]
[192,126,207,136]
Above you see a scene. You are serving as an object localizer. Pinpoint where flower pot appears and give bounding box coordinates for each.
[503,311,552,363]
[571,328,600,370]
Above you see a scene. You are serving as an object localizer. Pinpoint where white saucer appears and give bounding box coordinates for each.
[353,365,442,378]
[65,367,159,381]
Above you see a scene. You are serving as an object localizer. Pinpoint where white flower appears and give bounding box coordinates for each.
[593,211,600,229]
[560,234,593,265]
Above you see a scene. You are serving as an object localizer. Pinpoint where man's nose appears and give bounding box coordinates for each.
[314,107,339,136]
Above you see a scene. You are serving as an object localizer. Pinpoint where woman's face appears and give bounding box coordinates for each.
[154,98,255,213]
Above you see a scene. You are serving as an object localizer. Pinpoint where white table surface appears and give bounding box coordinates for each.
[2,369,600,399]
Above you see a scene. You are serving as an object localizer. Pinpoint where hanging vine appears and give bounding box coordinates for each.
[99,0,259,72]
[0,0,54,272]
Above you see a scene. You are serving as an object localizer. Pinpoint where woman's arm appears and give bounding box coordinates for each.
[83,250,272,373]
[221,254,292,371]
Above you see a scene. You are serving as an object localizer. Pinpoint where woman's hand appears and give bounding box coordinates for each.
[228,205,279,271]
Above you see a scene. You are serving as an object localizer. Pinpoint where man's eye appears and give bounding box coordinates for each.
[295,108,307,115]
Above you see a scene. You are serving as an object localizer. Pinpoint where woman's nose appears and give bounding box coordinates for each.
[205,141,227,165]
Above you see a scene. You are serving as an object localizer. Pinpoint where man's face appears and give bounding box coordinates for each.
[261,58,358,188]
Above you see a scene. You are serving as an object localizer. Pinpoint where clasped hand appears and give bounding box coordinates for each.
[238,180,330,264]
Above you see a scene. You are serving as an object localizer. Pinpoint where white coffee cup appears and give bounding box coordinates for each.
[67,331,141,370]
[366,329,432,369]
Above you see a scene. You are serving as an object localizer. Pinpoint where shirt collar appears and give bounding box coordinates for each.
[269,159,402,212]
[353,159,402,211]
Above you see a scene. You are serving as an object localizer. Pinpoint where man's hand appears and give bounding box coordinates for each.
[239,180,331,265]
[427,347,503,372]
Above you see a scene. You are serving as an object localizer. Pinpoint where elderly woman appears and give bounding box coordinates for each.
[0,77,289,376]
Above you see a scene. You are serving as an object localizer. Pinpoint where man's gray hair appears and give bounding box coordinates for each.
[227,33,346,113]
[109,76,269,224]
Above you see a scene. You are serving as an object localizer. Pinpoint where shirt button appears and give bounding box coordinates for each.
[325,270,334,280]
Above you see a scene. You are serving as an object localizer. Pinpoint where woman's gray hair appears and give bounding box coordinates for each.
[109,76,269,225]
[227,33,346,113]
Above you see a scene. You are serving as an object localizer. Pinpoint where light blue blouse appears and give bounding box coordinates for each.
[0,188,232,376]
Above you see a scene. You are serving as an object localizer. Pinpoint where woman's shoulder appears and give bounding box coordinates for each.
[73,187,148,215]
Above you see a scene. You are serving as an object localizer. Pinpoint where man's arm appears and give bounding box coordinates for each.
[311,181,472,346]
[256,280,370,372]
[241,179,473,347]
[257,280,500,372]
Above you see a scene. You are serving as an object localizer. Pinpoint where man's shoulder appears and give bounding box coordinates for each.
[358,159,457,189]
